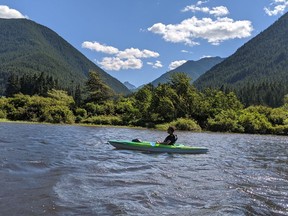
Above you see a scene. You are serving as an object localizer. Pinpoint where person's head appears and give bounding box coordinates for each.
[167,126,175,134]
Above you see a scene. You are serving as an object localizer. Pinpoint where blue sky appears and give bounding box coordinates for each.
[0,0,287,87]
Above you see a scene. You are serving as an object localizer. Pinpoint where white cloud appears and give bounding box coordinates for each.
[97,57,142,71]
[82,41,119,54]
[148,16,253,46]
[147,60,163,69]
[196,1,209,6]
[209,6,229,17]
[264,0,288,16]
[82,41,160,71]
[169,60,187,70]
[0,5,28,19]
[117,48,159,59]
[182,5,229,17]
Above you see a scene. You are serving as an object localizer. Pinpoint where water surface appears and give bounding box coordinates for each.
[0,122,287,215]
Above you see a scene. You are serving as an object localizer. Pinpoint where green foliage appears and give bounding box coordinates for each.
[208,110,244,133]
[1,92,75,124]
[1,70,287,135]
[42,105,75,124]
[171,118,201,131]
[47,89,75,107]
[283,94,288,110]
[85,71,114,104]
[133,84,153,122]
[195,12,288,107]
[74,108,87,123]
[239,110,272,134]
[156,118,201,131]
[148,83,177,123]
[0,97,7,118]
[5,72,59,97]
[0,18,130,96]
[266,108,287,125]
[81,115,122,125]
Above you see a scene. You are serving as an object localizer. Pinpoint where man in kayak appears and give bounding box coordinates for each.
[157,126,177,145]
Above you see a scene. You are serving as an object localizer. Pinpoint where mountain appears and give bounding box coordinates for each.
[0,18,130,96]
[123,81,137,90]
[194,12,288,107]
[151,57,225,86]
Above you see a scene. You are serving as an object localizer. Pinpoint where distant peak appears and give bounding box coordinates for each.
[123,81,137,90]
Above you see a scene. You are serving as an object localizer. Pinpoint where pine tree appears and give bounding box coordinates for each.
[85,71,114,103]
[5,73,20,97]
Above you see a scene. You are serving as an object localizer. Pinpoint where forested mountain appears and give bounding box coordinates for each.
[151,57,224,86]
[0,18,130,96]
[194,12,288,107]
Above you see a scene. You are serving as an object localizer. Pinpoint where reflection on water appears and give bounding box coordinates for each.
[0,122,287,215]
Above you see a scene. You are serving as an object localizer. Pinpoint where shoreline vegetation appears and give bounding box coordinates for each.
[1,72,288,135]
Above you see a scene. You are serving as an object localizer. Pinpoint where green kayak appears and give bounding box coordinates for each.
[108,140,208,154]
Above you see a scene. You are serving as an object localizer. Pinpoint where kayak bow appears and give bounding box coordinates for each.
[108,140,208,154]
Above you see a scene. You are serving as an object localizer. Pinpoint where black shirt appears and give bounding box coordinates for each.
[164,134,177,145]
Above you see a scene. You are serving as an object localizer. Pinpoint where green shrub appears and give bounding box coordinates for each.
[157,118,201,131]
[0,110,6,119]
[75,108,87,118]
[42,105,75,124]
[207,109,244,133]
[270,125,288,135]
[82,115,122,125]
[239,111,272,134]
[268,108,288,125]
[173,118,201,131]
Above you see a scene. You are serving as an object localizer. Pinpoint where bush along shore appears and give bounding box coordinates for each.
[1,72,288,135]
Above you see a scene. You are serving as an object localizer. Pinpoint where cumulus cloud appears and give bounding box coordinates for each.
[169,60,187,70]
[82,41,160,71]
[117,48,159,59]
[82,41,119,54]
[264,0,288,16]
[148,16,253,46]
[182,5,229,17]
[0,5,28,19]
[97,57,143,71]
[147,60,163,69]
[196,1,209,6]
[149,2,253,46]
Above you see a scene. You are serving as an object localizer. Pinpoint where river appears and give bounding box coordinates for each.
[0,122,287,215]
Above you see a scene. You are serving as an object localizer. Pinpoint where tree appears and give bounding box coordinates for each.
[133,84,153,123]
[85,71,114,103]
[5,74,20,97]
[74,84,82,106]
[149,83,177,123]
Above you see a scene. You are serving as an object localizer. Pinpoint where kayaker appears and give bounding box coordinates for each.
[157,126,177,145]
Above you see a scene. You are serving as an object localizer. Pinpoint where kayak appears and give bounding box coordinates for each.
[108,140,208,154]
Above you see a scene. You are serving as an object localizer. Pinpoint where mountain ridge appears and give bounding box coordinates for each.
[151,57,225,86]
[0,18,130,95]
[194,12,288,107]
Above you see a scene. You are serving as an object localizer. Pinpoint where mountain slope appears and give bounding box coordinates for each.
[194,12,288,107]
[151,57,224,86]
[0,18,130,95]
[123,81,137,90]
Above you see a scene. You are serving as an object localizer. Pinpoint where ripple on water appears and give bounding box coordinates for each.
[1,123,288,215]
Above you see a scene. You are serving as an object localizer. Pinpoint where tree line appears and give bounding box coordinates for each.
[1,71,288,135]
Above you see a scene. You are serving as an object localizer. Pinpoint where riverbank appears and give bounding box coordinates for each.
[1,117,288,136]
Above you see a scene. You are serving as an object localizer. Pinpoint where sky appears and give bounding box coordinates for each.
[0,0,287,87]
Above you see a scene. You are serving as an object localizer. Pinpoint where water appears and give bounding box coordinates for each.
[0,122,287,216]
